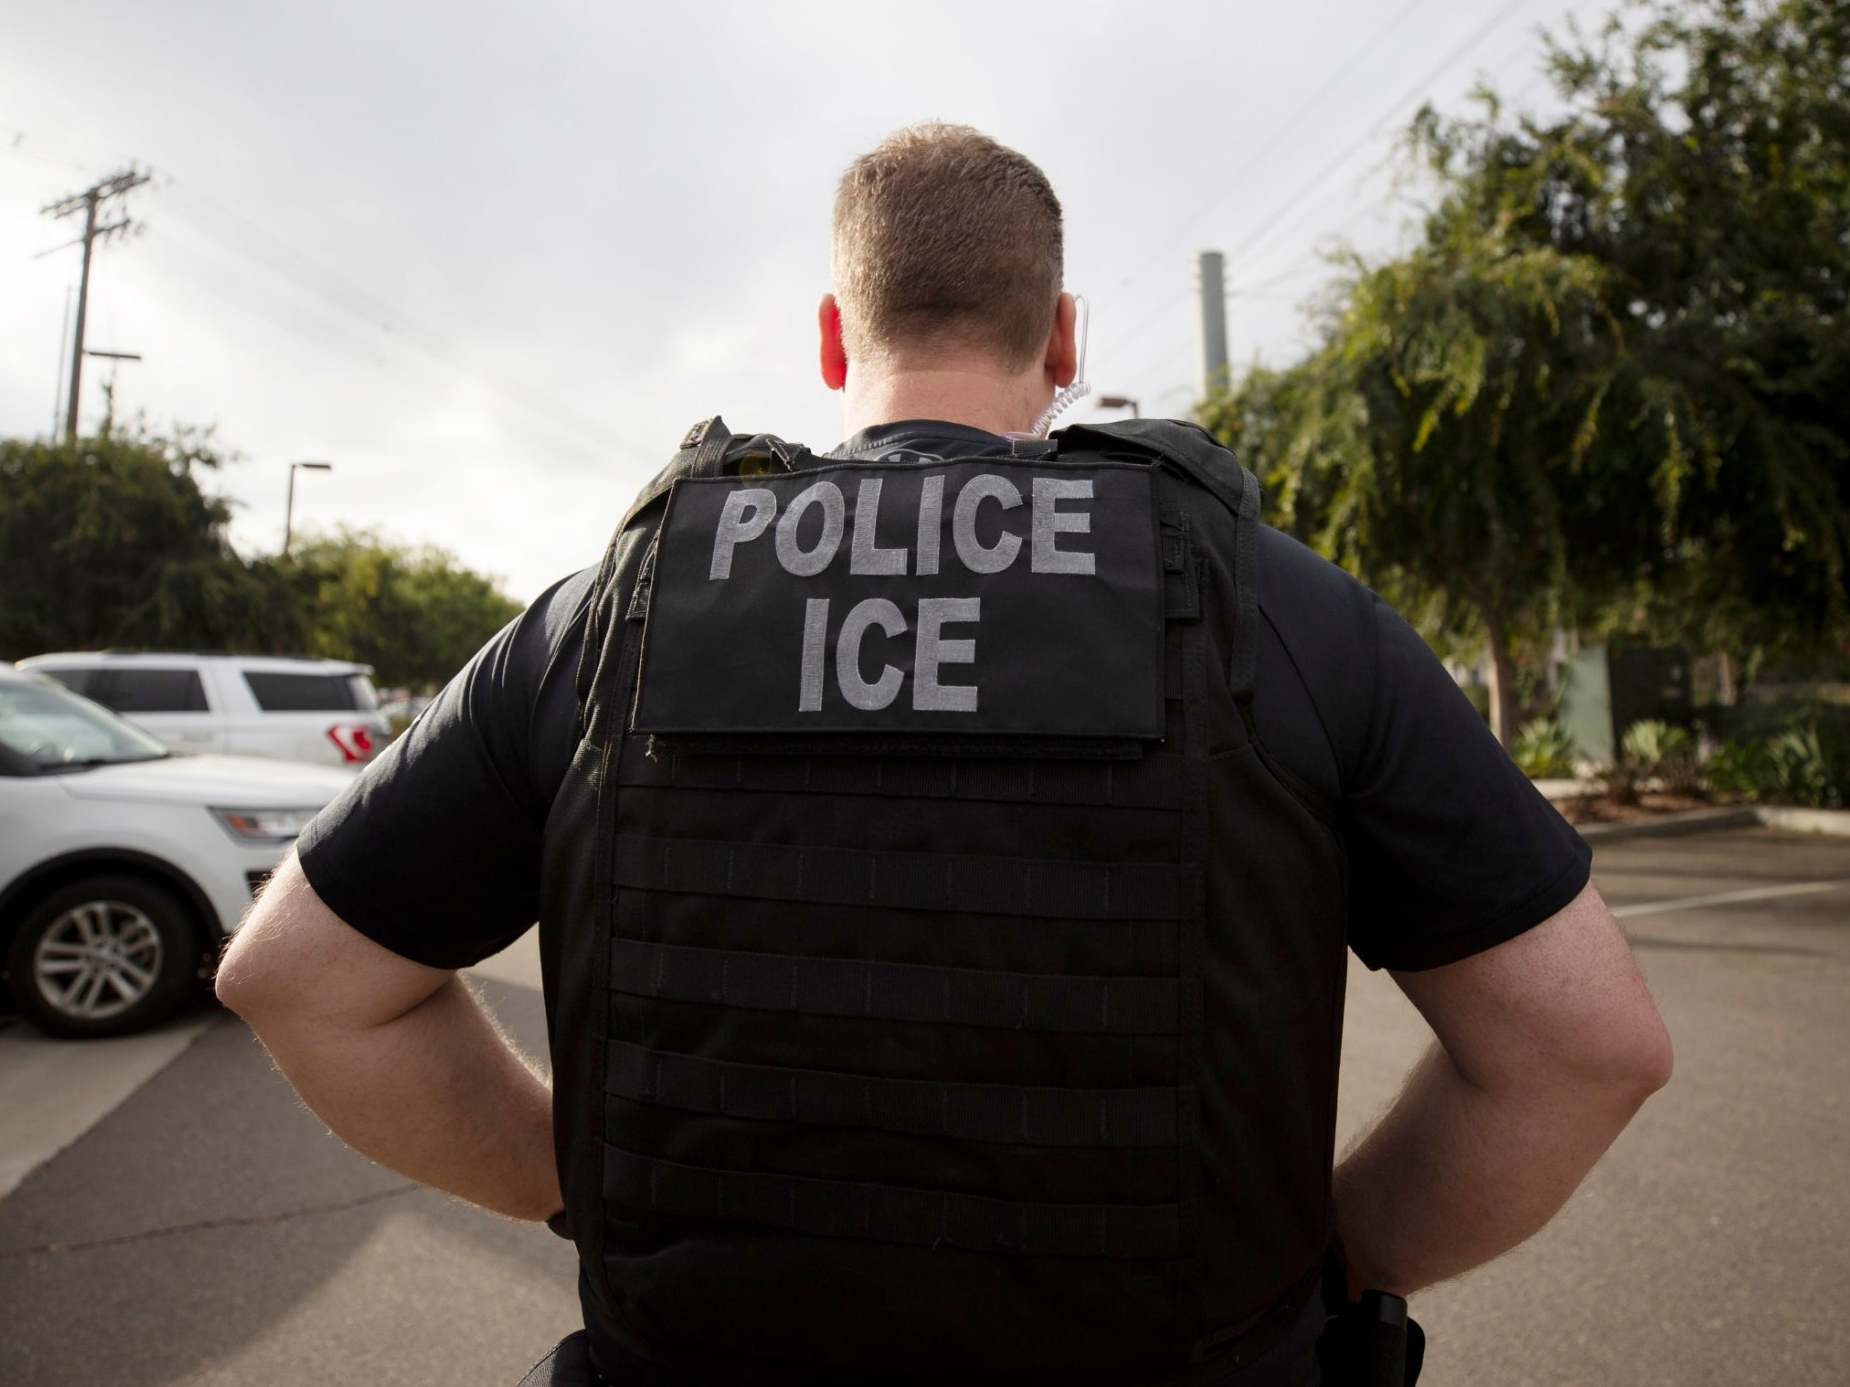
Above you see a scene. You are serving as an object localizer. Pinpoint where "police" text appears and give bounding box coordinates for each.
[705,472,1096,713]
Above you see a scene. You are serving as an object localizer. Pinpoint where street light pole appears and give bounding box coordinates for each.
[1097,394,1141,418]
[283,461,333,556]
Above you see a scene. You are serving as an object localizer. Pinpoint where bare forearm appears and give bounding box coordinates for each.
[1333,1044,1653,1297]
[248,976,560,1221]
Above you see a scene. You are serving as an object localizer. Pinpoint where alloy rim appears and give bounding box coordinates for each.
[33,901,163,1021]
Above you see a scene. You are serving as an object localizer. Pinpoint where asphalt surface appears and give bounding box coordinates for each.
[1,827,1845,1386]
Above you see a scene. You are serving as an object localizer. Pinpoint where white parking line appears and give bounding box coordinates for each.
[1613,878,1850,921]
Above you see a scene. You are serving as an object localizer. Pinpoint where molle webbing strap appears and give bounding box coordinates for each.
[612,835,1184,921]
[617,740,1186,810]
[609,938,1190,1035]
[577,573,655,1322]
[1229,463,1260,723]
[582,418,737,744]
[1052,418,1264,719]
[604,1148,1180,1259]
[574,524,636,739]
[606,1040,1179,1148]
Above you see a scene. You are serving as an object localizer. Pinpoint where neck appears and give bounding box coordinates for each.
[839,362,1054,440]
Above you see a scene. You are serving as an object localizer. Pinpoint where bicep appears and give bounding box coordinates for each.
[1390,880,1673,1095]
[218,851,452,1030]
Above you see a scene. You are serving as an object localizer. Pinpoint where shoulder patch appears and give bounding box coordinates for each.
[631,460,1163,739]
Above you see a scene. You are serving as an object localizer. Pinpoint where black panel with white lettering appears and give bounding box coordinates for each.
[631,460,1164,739]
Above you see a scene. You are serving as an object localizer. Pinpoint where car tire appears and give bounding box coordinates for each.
[5,876,202,1039]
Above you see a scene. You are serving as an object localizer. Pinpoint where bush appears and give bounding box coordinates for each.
[1703,722,1850,809]
[1622,720,1702,795]
[1514,718,1579,778]
[1593,757,1644,805]
[1703,741,1762,798]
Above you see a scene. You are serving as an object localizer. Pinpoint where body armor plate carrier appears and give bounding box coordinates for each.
[541,418,1349,1384]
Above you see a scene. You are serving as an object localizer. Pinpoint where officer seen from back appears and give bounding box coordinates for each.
[218,123,1674,1386]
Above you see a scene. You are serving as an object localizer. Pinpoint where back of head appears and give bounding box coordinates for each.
[832,123,1063,371]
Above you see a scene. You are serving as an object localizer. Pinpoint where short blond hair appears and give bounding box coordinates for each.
[831,123,1064,369]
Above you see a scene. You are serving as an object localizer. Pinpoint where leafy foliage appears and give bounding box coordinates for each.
[1199,0,1850,741]
[1621,719,1701,793]
[1706,725,1850,809]
[1703,701,1850,808]
[1,430,521,690]
[286,529,521,690]
[1513,717,1581,778]
[0,423,294,658]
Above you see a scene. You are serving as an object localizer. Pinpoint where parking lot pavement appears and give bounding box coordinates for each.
[1339,829,1850,1387]
[0,933,578,1387]
[0,830,1845,1386]
[0,1013,210,1201]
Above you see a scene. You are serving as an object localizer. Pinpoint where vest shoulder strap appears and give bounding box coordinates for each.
[1052,419,1255,524]
[618,417,812,531]
[1054,419,1261,718]
[587,419,811,734]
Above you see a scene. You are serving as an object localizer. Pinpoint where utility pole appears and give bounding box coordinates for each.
[40,168,150,443]
[86,350,142,434]
[1195,250,1229,396]
[283,461,334,556]
[51,286,73,441]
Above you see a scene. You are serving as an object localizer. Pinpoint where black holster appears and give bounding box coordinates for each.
[1317,1247,1425,1387]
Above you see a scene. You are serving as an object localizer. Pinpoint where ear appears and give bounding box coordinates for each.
[1044,292,1078,388]
[818,293,848,391]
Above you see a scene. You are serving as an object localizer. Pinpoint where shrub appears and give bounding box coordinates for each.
[1703,741,1762,798]
[1703,722,1850,809]
[1593,757,1644,805]
[1513,718,1580,779]
[1760,728,1848,809]
[1622,720,1701,795]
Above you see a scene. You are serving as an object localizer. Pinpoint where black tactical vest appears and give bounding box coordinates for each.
[539,418,1349,1384]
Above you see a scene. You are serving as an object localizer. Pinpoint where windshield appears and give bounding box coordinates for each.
[0,677,171,772]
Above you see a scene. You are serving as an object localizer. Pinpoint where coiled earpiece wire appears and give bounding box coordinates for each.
[1027,294,1090,438]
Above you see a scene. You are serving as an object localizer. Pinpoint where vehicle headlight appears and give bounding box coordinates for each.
[210,807,321,844]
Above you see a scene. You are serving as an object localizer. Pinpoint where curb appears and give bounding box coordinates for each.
[1579,807,1760,842]
[1754,806,1850,837]
[1577,805,1850,842]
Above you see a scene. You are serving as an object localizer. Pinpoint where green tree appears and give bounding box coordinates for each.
[1201,0,1850,741]
[287,528,522,690]
[1425,0,1850,660]
[0,425,299,660]
[1,426,522,689]
[1202,226,1632,742]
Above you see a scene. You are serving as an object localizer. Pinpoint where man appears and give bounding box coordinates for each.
[218,123,1672,1385]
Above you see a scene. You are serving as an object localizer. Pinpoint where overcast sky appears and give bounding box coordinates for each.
[3,0,1617,604]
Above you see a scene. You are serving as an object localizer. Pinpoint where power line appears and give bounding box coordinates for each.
[13,126,665,468]
[1109,0,1435,303]
[1199,37,1563,321]
[1108,0,1545,387]
[154,177,661,469]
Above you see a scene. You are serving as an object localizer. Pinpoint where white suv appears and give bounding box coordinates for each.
[20,652,388,769]
[0,664,351,1037]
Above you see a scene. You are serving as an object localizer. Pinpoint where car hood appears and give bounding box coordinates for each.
[58,753,355,807]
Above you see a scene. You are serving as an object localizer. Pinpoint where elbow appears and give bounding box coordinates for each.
[1582,1007,1675,1112]
[1629,1012,1675,1100]
[213,918,286,1023]
[212,941,262,1018]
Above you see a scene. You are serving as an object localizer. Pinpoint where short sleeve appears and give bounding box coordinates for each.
[295,568,597,969]
[1340,599,1592,972]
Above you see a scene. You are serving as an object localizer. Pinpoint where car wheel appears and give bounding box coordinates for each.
[5,876,202,1039]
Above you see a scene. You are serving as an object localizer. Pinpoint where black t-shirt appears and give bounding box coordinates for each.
[298,420,1589,976]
